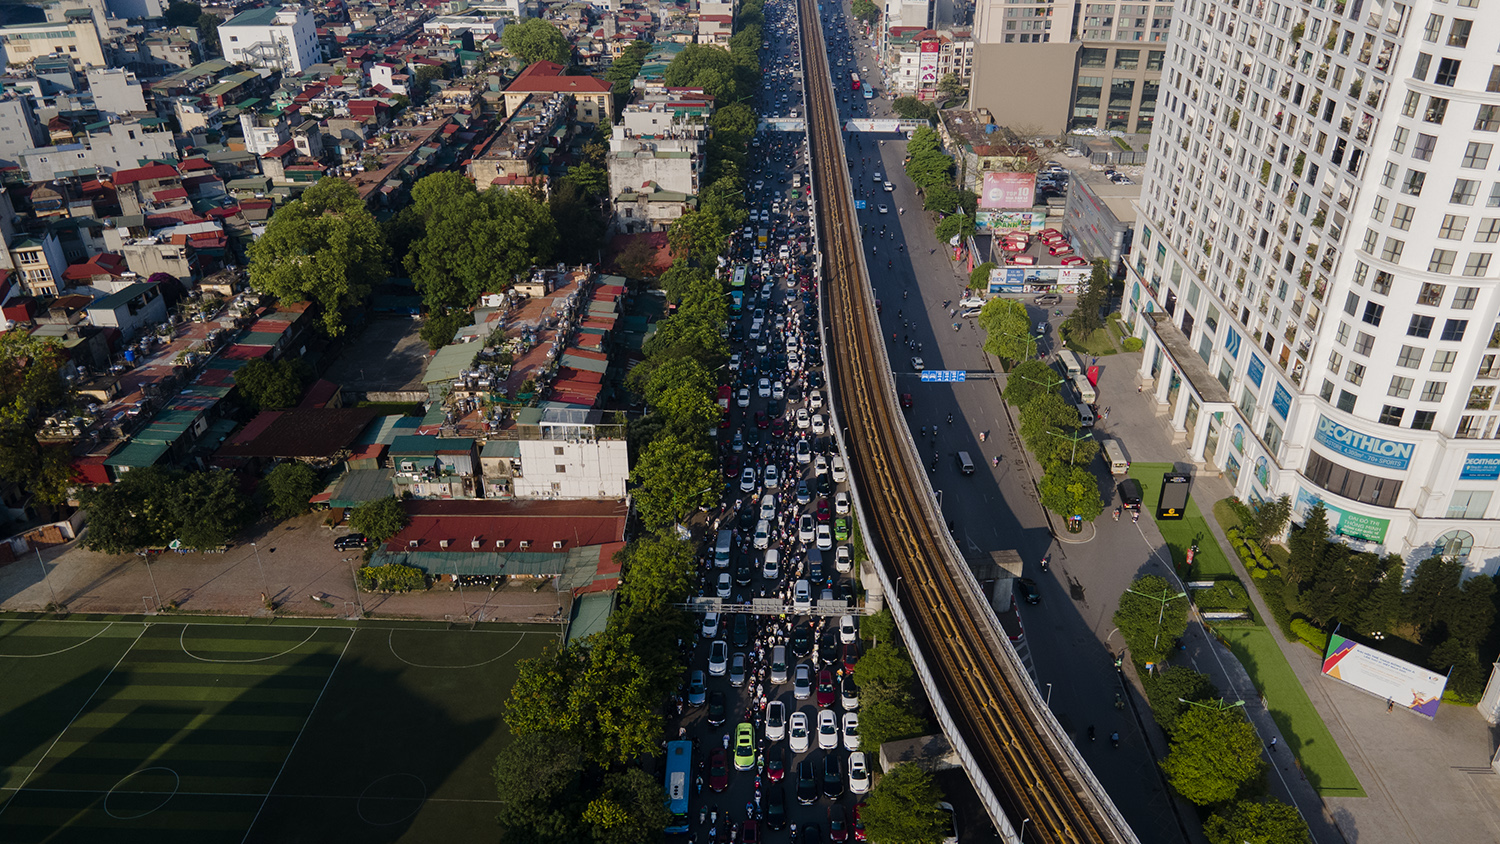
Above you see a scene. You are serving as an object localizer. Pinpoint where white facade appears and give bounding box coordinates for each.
[21,118,177,180]
[1126,0,1500,573]
[86,67,147,114]
[218,5,320,74]
[239,112,289,156]
[511,439,629,499]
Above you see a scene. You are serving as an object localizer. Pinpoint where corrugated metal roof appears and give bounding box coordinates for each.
[567,591,614,642]
[422,343,480,384]
[104,440,170,468]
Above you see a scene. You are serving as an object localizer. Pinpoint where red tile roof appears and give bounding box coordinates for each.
[384,499,628,552]
[505,61,611,95]
[113,164,179,185]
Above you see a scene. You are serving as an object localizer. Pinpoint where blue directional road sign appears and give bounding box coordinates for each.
[854,200,867,209]
[920,370,967,382]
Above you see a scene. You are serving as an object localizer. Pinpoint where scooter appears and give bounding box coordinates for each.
[1110,732,1120,748]
[1088,725,1096,742]
[1040,555,1050,572]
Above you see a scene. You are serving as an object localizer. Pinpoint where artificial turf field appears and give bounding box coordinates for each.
[0,615,556,843]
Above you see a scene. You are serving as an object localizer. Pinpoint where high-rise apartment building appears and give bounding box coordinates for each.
[1125,0,1500,571]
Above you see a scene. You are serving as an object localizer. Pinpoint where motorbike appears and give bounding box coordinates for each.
[1040,555,1050,572]
[1088,725,1096,742]
[1110,732,1120,748]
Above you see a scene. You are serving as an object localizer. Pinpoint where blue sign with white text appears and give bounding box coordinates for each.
[920,370,967,382]
[1272,383,1292,419]
[1224,327,1241,359]
[1313,415,1414,471]
[1461,453,1500,481]
[1247,355,1265,387]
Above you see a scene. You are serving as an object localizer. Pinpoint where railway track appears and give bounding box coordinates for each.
[795,4,1136,843]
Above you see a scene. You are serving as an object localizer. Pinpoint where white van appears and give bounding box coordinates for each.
[715,530,733,568]
[1072,373,1097,404]
[1103,439,1129,475]
[1076,403,1096,427]
[1057,349,1084,379]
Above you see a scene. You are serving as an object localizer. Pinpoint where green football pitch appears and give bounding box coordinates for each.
[0,616,555,843]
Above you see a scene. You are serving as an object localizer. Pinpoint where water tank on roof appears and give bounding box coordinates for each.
[124,349,136,363]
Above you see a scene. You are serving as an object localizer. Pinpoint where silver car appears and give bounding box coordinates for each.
[793,663,812,699]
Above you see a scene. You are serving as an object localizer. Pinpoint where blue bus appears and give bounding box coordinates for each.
[863,86,874,100]
[664,740,693,834]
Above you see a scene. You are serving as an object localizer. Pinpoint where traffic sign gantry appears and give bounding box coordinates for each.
[919,370,967,383]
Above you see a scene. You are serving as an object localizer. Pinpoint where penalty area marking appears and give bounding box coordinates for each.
[178,625,320,663]
[384,628,541,669]
[356,773,428,827]
[103,767,180,820]
[0,622,116,658]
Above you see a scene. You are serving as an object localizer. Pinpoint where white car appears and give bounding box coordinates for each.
[835,491,850,515]
[794,579,812,613]
[836,545,852,573]
[738,387,751,407]
[796,439,812,464]
[772,380,785,400]
[911,357,925,372]
[842,712,860,750]
[702,612,721,638]
[873,171,882,181]
[831,455,847,483]
[789,710,811,752]
[740,466,758,493]
[811,414,827,435]
[818,709,839,749]
[764,464,780,488]
[877,204,889,214]
[763,548,782,580]
[760,494,777,522]
[839,614,857,644]
[793,664,812,699]
[813,455,829,477]
[766,700,787,742]
[754,519,771,550]
[709,639,729,675]
[729,353,742,372]
[787,352,801,372]
[816,524,833,550]
[810,391,824,410]
[840,675,860,710]
[796,407,811,429]
[717,572,732,598]
[848,751,870,794]
[883,181,894,192]
[799,514,816,544]
[758,377,772,398]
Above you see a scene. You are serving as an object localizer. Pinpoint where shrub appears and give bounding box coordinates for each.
[1254,571,1296,639]
[357,563,428,592]
[1290,619,1329,653]
[1194,581,1252,612]
[1122,336,1144,352]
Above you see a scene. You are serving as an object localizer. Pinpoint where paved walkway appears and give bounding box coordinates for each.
[1090,350,1500,844]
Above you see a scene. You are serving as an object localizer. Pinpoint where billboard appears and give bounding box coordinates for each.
[1157,472,1191,520]
[1322,632,1447,718]
[1293,488,1391,543]
[980,172,1037,210]
[987,265,1091,294]
[977,209,1045,231]
[918,40,940,90]
[1313,414,1414,471]
[1460,453,1500,481]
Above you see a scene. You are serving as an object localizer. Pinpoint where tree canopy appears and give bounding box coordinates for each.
[0,332,76,505]
[629,435,720,530]
[968,261,996,290]
[349,496,409,542]
[78,467,252,553]
[261,462,321,521]
[503,19,572,66]
[1038,463,1104,520]
[248,178,389,336]
[1161,706,1265,805]
[977,297,1034,360]
[1002,359,1064,409]
[1114,574,1190,667]
[1203,797,1311,844]
[861,763,948,844]
[234,357,308,411]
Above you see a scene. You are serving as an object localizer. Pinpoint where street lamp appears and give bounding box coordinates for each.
[1178,697,1246,713]
[1044,683,1052,706]
[1125,586,1188,654]
[1019,817,1030,841]
[1045,428,1094,465]
[250,542,270,608]
[35,547,60,610]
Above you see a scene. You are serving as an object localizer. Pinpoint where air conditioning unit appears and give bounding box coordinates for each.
[552,540,564,549]
[408,539,418,548]
[440,539,450,548]
[519,540,531,549]
[496,539,506,549]
[471,538,481,549]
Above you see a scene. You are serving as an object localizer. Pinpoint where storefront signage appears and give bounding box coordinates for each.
[1247,354,1264,387]
[1295,488,1392,544]
[1460,453,1500,481]
[1313,415,1413,471]
[1272,383,1292,419]
[1223,327,1241,359]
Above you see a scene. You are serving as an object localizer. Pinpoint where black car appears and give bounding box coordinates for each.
[765,783,787,829]
[707,690,727,727]
[1015,577,1041,605]
[809,371,824,389]
[732,613,752,648]
[797,760,818,805]
[822,753,844,799]
[1118,478,1144,510]
[333,533,368,550]
[808,553,824,585]
[816,472,833,495]
[739,505,757,530]
[736,559,756,587]
[819,629,840,663]
[790,624,813,658]
[797,823,822,844]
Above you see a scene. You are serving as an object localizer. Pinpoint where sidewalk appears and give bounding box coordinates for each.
[1096,352,1500,844]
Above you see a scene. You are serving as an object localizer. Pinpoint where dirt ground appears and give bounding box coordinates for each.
[0,512,571,624]
[322,317,432,395]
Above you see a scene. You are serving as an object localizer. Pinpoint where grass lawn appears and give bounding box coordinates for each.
[0,616,550,844]
[1216,626,1365,797]
[1062,324,1119,356]
[1127,463,1235,577]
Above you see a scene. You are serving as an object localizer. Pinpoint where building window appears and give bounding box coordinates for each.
[1453,286,1480,309]
[1304,451,1403,506]
[1464,253,1492,276]
[1459,415,1484,437]
[1392,204,1416,230]
[1477,219,1500,242]
[1429,249,1458,273]
[1372,271,1394,295]
[1452,179,1481,206]
[1432,350,1457,372]
[1489,65,1500,93]
[1337,390,1359,413]
[1381,163,1399,189]
[1389,376,1415,398]
[1425,13,1445,42]
[1425,97,1450,124]
[1263,419,1284,453]
[1413,133,1438,161]
[1439,215,1468,239]
[1379,405,1406,425]
[1469,385,1496,409]
[1412,410,1437,429]
[1442,318,1469,341]
[1478,104,1500,131]
[1337,322,1351,346]
[1426,381,1450,403]
[1447,490,1491,519]
[1397,345,1424,368]
[1344,291,1361,316]
[1435,58,1462,86]
[1450,18,1473,47]
[1403,170,1426,196]
[1363,301,1385,325]
[1414,52,1433,82]
[1409,314,1435,337]
[1464,142,1493,169]
[555,465,567,473]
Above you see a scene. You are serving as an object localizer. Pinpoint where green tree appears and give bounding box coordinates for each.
[262,462,321,521]
[861,763,948,844]
[1354,560,1404,637]
[1233,493,1293,548]
[668,209,727,266]
[1403,555,1464,643]
[1203,798,1311,844]
[171,469,252,550]
[77,467,179,553]
[642,357,718,435]
[933,212,975,244]
[235,357,307,410]
[1430,636,1487,700]
[643,310,729,368]
[853,643,916,702]
[861,608,897,645]
[664,44,742,101]
[604,40,651,96]
[349,496,409,542]
[1039,463,1104,519]
[891,96,937,123]
[656,259,714,304]
[1446,573,1497,650]
[616,535,697,615]
[1065,258,1111,334]
[585,768,672,844]
[248,178,389,336]
[907,126,941,156]
[164,0,201,26]
[977,297,1034,360]
[409,63,450,103]
[1003,359,1063,409]
[1162,706,1265,805]
[937,73,966,98]
[502,19,572,66]
[196,13,220,54]
[968,261,995,290]
[629,435,720,531]
[1282,501,1330,584]
[851,0,881,24]
[1140,665,1220,736]
[0,332,76,505]
[1115,574,1190,667]
[905,150,953,191]
[493,733,587,844]
[711,101,759,150]
[860,693,932,750]
[922,183,961,213]
[419,309,472,350]
[1018,392,1081,445]
[549,180,606,266]
[563,161,609,199]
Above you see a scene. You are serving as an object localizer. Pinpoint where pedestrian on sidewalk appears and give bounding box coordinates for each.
[1270,737,1278,751]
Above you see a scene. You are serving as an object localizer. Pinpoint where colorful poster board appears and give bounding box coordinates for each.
[1322,633,1447,719]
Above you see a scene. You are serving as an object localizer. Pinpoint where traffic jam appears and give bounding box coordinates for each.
[666,2,883,843]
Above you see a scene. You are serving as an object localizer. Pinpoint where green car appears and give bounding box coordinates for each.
[734,722,757,770]
[834,517,850,542]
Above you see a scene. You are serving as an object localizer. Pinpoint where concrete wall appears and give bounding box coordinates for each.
[969,42,1077,135]
[513,439,629,498]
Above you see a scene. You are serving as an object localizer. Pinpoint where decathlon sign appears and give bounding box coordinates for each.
[1313,415,1413,471]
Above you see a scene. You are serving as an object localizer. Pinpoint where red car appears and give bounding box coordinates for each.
[755,411,769,429]
[771,417,787,437]
[900,393,913,409]
[841,641,862,673]
[829,804,849,841]
[816,668,837,708]
[766,745,786,782]
[853,802,867,841]
[816,500,832,523]
[709,749,729,792]
[742,819,760,844]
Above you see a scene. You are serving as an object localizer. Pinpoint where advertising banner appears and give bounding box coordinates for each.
[988,266,1090,295]
[980,172,1038,210]
[918,40,940,89]
[1460,453,1500,481]
[1247,354,1265,386]
[1223,327,1241,359]
[978,209,1045,231]
[1272,383,1292,419]
[1322,632,1447,718]
[1313,414,1414,471]
[1293,488,1392,544]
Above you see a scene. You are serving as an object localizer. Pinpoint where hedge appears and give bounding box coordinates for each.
[1290,619,1329,653]
[357,563,428,593]
[1193,581,1253,612]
